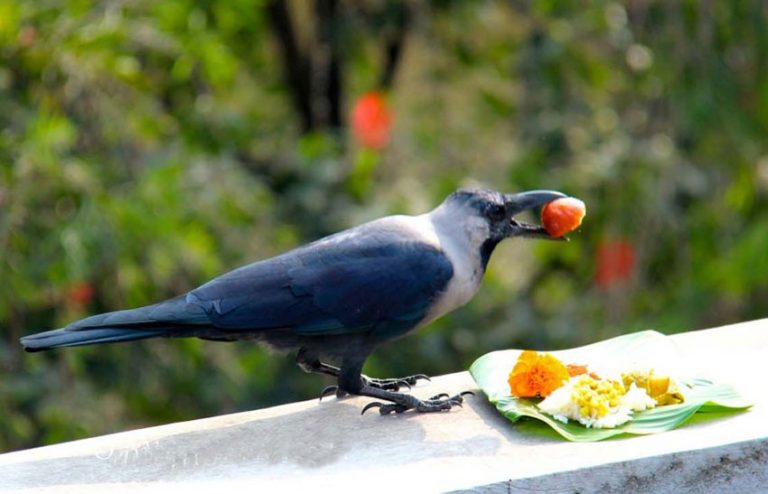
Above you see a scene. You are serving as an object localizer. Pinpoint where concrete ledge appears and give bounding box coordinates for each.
[2,319,767,493]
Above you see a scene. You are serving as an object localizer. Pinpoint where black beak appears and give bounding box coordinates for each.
[504,190,568,240]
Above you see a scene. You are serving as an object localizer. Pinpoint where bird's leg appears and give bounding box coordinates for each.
[296,348,340,378]
[337,357,472,414]
[296,349,349,400]
[297,348,429,397]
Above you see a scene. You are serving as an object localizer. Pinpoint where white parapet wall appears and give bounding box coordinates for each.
[1,319,767,493]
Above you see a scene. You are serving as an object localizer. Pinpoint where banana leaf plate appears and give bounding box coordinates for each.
[469,330,752,442]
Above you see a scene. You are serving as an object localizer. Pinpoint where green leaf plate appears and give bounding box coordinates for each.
[469,330,752,442]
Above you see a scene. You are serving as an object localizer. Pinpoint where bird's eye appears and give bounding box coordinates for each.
[487,204,506,221]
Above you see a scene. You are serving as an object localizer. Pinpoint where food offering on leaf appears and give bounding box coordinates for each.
[470,331,752,441]
[507,350,684,429]
[541,197,586,238]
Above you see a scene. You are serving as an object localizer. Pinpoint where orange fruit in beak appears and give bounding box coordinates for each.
[541,197,586,238]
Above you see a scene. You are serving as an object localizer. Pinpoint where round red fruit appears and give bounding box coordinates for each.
[541,197,586,238]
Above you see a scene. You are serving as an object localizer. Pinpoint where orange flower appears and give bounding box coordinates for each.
[508,350,570,398]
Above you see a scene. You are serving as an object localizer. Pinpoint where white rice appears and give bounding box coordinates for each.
[538,377,656,429]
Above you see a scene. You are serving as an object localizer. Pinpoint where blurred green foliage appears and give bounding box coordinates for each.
[2,0,768,451]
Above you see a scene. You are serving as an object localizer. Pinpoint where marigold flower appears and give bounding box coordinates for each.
[508,350,570,398]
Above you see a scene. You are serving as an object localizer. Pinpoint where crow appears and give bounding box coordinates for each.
[21,188,566,414]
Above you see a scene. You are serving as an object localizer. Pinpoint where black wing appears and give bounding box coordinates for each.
[187,226,454,336]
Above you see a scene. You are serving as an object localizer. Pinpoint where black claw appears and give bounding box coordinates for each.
[361,402,384,415]
[318,385,348,401]
[396,380,413,391]
[362,400,410,415]
[319,385,338,402]
[401,374,430,386]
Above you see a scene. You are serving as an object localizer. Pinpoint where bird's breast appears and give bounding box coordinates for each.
[420,231,485,326]
[422,259,483,325]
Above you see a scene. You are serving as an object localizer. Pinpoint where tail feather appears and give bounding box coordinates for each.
[20,296,212,352]
[68,296,209,330]
[20,327,172,352]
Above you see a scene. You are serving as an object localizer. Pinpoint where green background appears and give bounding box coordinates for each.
[2,0,767,451]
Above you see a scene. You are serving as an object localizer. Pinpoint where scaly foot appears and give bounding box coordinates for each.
[360,389,474,415]
[318,373,431,401]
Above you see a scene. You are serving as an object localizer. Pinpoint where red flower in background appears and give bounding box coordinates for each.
[350,91,392,150]
[17,26,37,48]
[67,281,95,307]
[595,239,635,288]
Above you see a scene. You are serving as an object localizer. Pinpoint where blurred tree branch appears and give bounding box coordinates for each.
[378,1,410,90]
[267,1,315,132]
[266,0,410,135]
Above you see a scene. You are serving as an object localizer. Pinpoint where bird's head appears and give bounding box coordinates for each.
[432,188,568,267]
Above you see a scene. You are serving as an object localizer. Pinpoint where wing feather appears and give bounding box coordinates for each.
[188,224,453,336]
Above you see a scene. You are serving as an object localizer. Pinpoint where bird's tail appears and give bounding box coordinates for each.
[20,327,172,352]
[20,296,210,352]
